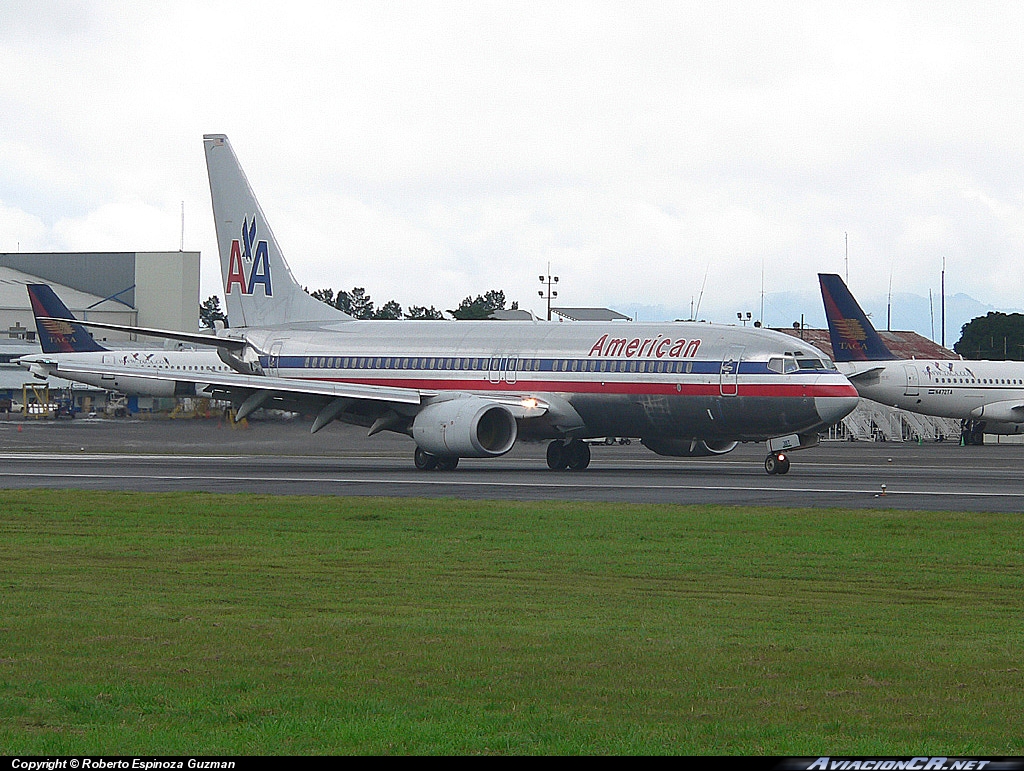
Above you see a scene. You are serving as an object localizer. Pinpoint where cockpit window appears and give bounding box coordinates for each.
[796,357,838,371]
[770,356,835,373]
[768,357,798,373]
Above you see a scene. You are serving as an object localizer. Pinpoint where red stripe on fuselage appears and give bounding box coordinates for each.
[290,376,857,398]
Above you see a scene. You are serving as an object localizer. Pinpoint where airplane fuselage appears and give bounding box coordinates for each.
[20,348,228,398]
[238,319,858,444]
[838,358,1024,433]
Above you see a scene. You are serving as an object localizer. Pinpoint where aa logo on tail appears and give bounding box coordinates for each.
[225,216,273,296]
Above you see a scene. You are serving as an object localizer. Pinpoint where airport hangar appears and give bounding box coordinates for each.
[0,251,201,413]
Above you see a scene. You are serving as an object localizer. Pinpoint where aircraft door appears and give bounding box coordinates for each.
[720,346,743,396]
[267,342,283,377]
[904,363,920,396]
[487,355,517,385]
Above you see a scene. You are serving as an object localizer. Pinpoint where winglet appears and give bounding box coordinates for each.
[818,273,898,362]
[27,284,108,353]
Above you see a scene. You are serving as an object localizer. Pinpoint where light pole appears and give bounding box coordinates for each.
[539,264,558,321]
[737,311,751,327]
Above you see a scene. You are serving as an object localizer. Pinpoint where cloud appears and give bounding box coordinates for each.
[3,1,1024,324]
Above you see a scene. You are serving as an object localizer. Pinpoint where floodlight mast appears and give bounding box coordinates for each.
[539,263,559,321]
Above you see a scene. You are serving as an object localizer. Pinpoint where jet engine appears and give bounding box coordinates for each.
[412,398,518,457]
[641,437,739,457]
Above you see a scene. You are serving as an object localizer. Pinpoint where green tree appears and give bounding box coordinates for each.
[954,311,1024,360]
[373,300,404,320]
[448,290,511,320]
[309,288,336,307]
[405,305,445,320]
[199,296,228,328]
[345,288,375,319]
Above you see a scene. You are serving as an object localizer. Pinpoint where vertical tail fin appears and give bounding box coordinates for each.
[818,273,897,362]
[203,134,351,328]
[27,284,108,353]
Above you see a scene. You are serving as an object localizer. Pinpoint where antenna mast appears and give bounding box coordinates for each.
[929,288,935,342]
[845,232,849,284]
[887,268,893,331]
[759,260,765,327]
[693,263,710,320]
[941,258,946,348]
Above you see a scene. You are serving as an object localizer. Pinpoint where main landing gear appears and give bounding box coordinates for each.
[960,419,986,446]
[546,439,591,471]
[414,447,459,471]
[764,452,791,475]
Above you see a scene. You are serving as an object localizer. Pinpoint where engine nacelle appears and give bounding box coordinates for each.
[641,437,739,457]
[412,398,518,457]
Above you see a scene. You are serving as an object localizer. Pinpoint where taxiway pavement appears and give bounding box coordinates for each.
[0,415,1020,511]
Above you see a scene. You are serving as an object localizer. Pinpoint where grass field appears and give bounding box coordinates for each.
[0,489,1021,755]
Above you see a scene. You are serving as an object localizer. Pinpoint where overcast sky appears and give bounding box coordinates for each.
[2,1,1024,329]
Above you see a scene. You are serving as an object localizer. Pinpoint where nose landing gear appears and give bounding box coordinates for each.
[764,452,791,475]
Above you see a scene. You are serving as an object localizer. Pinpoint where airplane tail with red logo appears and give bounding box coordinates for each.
[27,283,108,353]
[203,134,351,328]
[818,273,898,362]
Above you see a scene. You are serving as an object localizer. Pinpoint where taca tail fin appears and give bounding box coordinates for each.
[27,284,108,353]
[818,273,898,362]
[203,134,351,328]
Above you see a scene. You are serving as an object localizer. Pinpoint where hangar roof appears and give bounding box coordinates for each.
[0,266,134,315]
[551,307,632,321]
[776,327,958,360]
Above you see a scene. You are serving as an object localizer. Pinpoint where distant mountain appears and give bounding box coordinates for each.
[615,291,1018,349]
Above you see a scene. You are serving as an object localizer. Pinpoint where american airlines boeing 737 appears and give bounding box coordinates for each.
[45,135,858,473]
[820,272,1024,444]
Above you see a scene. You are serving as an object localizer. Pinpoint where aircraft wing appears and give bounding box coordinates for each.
[44,360,552,426]
[36,316,246,351]
[46,360,422,405]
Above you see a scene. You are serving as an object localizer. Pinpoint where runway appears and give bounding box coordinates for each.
[1,416,1022,511]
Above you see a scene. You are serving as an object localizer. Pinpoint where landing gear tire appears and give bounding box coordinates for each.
[414,447,437,471]
[436,455,460,471]
[960,420,986,446]
[566,440,591,471]
[765,452,790,475]
[547,440,568,471]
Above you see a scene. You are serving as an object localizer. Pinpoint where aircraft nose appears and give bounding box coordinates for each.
[815,394,859,425]
[814,381,860,426]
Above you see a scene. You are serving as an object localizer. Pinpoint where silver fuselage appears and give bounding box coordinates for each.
[238,319,858,442]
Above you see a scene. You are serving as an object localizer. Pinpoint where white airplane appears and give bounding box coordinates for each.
[18,283,230,398]
[820,272,1024,444]
[39,134,858,474]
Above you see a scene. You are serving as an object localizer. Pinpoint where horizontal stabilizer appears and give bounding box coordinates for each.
[846,366,886,381]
